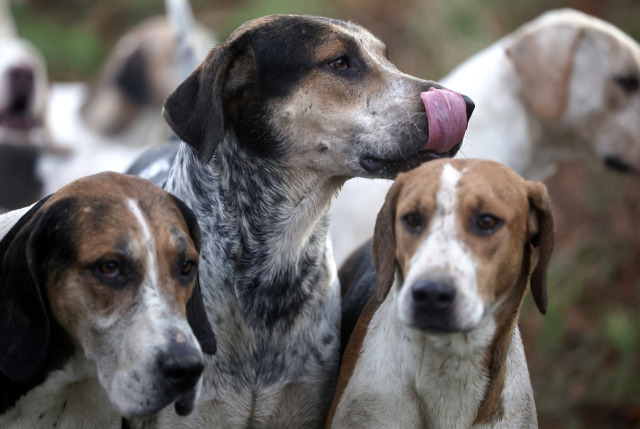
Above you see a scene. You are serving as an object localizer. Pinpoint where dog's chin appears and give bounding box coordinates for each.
[404,319,470,334]
[109,381,199,419]
[174,388,198,416]
[360,142,462,179]
[399,309,476,334]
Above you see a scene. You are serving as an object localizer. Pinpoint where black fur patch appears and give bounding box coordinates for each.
[0,196,75,413]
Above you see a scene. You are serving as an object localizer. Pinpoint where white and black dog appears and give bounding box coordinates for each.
[130,14,474,428]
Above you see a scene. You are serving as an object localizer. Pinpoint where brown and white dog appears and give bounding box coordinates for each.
[79,13,216,146]
[329,159,554,428]
[0,172,216,428]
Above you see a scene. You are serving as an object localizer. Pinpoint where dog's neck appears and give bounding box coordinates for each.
[367,273,529,428]
[165,138,340,328]
[1,355,118,428]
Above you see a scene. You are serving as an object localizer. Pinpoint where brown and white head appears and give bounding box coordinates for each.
[372,158,554,333]
[0,172,216,418]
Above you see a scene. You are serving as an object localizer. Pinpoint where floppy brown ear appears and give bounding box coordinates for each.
[525,181,555,314]
[371,181,403,302]
[0,198,51,382]
[506,22,585,119]
[169,195,216,355]
[162,42,255,164]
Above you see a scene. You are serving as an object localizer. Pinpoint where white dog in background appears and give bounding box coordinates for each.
[0,38,50,147]
[331,8,640,265]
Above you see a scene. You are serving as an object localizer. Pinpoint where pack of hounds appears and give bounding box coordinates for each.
[1,0,639,427]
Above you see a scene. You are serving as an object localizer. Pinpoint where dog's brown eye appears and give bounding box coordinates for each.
[98,261,120,278]
[181,260,195,276]
[329,57,349,71]
[402,212,423,232]
[474,214,503,235]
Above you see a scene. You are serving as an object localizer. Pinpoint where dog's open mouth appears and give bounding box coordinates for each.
[361,88,471,177]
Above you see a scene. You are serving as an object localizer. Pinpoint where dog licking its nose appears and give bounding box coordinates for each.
[421,88,472,154]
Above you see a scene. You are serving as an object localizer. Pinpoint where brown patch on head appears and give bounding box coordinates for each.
[38,172,200,348]
[452,160,532,308]
[385,162,445,286]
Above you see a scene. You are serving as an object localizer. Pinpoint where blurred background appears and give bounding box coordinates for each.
[7,0,640,427]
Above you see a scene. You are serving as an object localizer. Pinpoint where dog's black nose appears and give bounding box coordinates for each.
[461,94,475,122]
[411,280,456,311]
[159,342,204,387]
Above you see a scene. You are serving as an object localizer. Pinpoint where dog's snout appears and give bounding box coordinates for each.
[461,94,475,122]
[411,280,456,311]
[159,342,204,386]
[9,66,34,86]
[8,66,34,113]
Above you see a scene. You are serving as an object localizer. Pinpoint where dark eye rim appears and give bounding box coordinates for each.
[90,258,132,288]
[614,74,640,93]
[401,212,424,233]
[180,259,197,276]
[471,213,504,236]
[328,56,349,71]
[97,260,120,278]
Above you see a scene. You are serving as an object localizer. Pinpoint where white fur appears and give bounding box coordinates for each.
[0,203,34,240]
[0,359,121,429]
[332,287,527,429]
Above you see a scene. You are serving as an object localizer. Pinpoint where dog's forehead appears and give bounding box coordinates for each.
[228,14,385,53]
[47,172,188,240]
[395,159,528,213]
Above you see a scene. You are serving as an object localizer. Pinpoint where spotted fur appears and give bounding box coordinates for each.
[136,14,474,429]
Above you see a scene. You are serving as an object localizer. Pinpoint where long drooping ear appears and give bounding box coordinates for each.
[162,42,255,164]
[506,22,585,119]
[0,197,51,382]
[170,195,216,355]
[371,181,403,302]
[525,181,555,314]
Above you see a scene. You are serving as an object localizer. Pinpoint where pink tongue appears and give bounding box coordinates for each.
[420,87,468,153]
